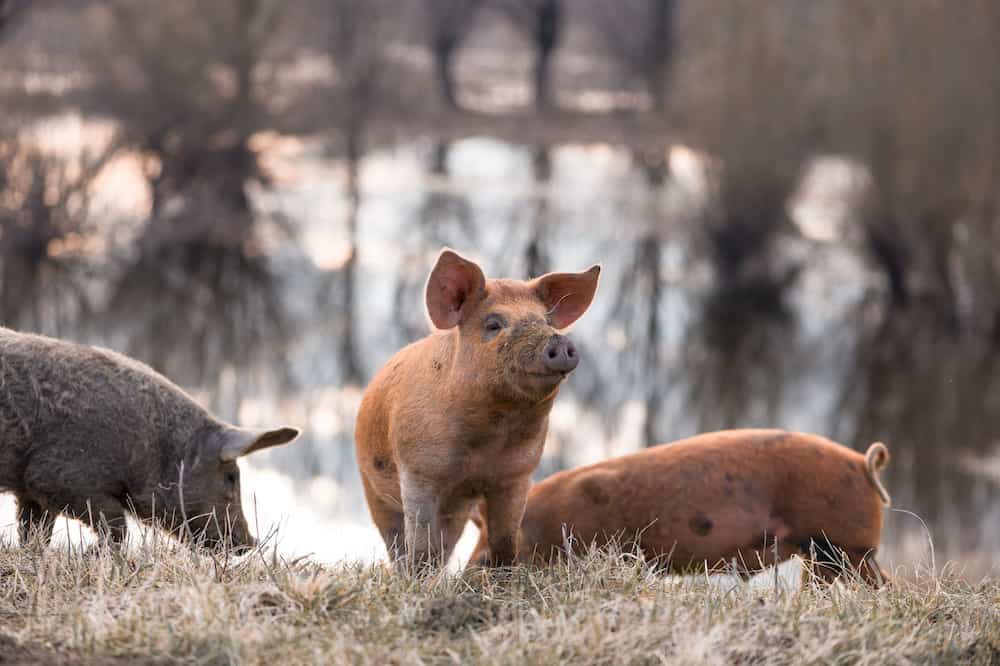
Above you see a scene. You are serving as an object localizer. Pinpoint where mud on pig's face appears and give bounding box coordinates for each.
[424,249,600,402]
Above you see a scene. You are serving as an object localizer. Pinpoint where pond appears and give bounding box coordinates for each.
[1,135,997,576]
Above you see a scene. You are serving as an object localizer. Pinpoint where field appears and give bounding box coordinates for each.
[1,537,998,665]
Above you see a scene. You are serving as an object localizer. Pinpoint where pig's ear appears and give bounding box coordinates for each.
[425,248,487,329]
[219,427,300,462]
[534,264,601,329]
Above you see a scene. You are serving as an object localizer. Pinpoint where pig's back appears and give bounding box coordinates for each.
[576,429,861,500]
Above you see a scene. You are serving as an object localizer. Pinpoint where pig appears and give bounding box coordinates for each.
[355,248,600,569]
[468,429,892,586]
[0,326,299,552]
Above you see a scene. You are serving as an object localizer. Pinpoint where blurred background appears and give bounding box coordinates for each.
[0,0,998,575]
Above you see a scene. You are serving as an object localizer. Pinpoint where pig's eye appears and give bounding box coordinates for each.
[225,471,238,486]
[483,314,507,340]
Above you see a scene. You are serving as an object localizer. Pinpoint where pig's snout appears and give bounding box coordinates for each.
[543,335,579,374]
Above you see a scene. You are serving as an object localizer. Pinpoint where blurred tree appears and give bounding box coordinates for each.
[77,0,298,392]
[690,0,814,299]
[524,145,551,277]
[494,0,562,110]
[611,234,666,445]
[321,0,403,384]
[831,0,999,335]
[682,281,793,435]
[85,0,295,229]
[0,0,29,33]
[669,0,812,436]
[588,0,676,111]
[424,0,486,110]
[0,0,117,332]
[0,139,118,332]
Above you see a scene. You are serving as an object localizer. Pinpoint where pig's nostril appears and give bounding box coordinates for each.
[542,335,578,373]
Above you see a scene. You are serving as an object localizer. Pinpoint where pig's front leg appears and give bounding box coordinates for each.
[400,471,439,570]
[399,469,468,572]
[64,495,129,547]
[484,477,532,566]
[15,495,55,546]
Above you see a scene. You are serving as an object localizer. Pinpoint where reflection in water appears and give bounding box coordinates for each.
[835,305,1000,566]
[682,273,799,434]
[0,137,997,574]
[0,141,116,334]
[104,233,293,413]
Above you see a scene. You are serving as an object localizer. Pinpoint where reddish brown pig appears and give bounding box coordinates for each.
[355,249,600,569]
[469,429,891,586]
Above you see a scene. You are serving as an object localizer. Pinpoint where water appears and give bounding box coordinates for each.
[0,135,996,576]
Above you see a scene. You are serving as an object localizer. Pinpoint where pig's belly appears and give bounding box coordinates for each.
[640,502,791,563]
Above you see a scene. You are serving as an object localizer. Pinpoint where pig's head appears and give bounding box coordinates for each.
[425,249,600,403]
[156,425,300,554]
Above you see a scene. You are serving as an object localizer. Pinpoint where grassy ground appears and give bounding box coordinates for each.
[1,538,998,665]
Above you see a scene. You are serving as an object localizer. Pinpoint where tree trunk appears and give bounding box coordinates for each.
[434,39,459,110]
[637,236,662,447]
[339,126,364,385]
[866,223,909,310]
[431,140,450,176]
[645,0,675,112]
[526,145,550,276]
[533,0,561,110]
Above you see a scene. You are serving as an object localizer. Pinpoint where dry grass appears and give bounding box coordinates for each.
[1,535,998,665]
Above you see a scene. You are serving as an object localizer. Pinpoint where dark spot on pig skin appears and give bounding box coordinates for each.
[689,515,713,536]
[581,478,610,505]
[725,472,735,483]
[374,456,391,473]
[432,359,443,372]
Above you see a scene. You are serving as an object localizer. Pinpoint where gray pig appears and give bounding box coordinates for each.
[0,326,299,552]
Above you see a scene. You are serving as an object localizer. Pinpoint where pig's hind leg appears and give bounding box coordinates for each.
[23,457,129,547]
[16,495,55,546]
[361,473,406,563]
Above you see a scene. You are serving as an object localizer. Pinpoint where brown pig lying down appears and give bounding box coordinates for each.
[469,429,891,586]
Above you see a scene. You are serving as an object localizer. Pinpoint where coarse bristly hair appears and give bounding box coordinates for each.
[0,326,297,550]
